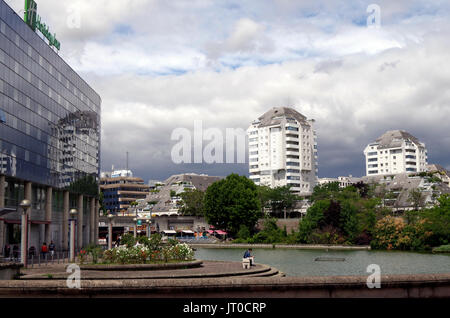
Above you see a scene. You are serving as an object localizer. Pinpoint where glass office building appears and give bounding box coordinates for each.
[0,0,101,252]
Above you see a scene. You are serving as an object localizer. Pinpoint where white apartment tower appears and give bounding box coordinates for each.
[247,107,318,195]
[364,130,428,176]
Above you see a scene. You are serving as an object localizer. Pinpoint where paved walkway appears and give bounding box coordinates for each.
[19,260,279,280]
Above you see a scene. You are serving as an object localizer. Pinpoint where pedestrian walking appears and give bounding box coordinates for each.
[41,242,48,259]
[3,244,10,258]
[49,241,56,257]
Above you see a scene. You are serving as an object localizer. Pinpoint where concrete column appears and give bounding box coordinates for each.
[0,175,4,208]
[77,194,83,250]
[0,175,5,253]
[24,182,32,252]
[94,199,99,245]
[62,191,69,250]
[89,197,95,244]
[44,187,52,244]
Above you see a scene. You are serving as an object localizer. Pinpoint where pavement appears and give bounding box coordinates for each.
[19,260,281,280]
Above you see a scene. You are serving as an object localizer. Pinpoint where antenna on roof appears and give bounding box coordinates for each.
[126,151,129,176]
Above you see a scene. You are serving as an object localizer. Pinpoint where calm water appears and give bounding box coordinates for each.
[195,248,450,277]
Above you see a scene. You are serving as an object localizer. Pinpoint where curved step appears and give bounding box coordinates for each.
[245,267,281,277]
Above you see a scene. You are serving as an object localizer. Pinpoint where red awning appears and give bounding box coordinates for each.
[215,230,227,235]
[206,230,214,234]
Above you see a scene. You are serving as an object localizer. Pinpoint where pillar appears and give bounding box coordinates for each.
[44,187,52,244]
[77,194,83,250]
[94,199,99,245]
[24,182,32,251]
[89,197,95,244]
[0,175,5,254]
[62,191,69,250]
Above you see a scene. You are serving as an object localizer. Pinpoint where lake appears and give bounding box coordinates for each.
[194,247,450,277]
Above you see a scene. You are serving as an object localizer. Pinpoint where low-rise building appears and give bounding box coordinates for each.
[427,164,450,187]
[318,175,361,188]
[362,173,450,212]
[100,171,150,215]
[143,173,222,216]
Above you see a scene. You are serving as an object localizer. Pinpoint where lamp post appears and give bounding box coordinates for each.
[19,199,31,267]
[133,217,137,238]
[69,208,77,262]
[107,213,114,250]
[146,219,151,238]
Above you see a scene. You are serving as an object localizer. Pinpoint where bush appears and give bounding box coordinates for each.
[432,244,450,253]
[371,216,432,250]
[237,225,251,240]
[121,233,137,248]
[102,240,193,264]
[85,244,103,264]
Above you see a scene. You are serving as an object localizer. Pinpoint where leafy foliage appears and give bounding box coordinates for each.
[204,174,262,236]
[179,189,205,216]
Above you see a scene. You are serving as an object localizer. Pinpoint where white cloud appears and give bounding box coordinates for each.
[4,0,450,180]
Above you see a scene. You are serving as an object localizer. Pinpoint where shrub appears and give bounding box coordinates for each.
[121,233,137,247]
[102,240,193,264]
[85,244,103,264]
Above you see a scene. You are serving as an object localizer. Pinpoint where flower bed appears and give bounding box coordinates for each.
[80,234,195,265]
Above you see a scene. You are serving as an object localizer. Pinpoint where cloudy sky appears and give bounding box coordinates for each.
[6,0,450,182]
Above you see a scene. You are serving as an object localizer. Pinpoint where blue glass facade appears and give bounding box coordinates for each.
[0,0,101,189]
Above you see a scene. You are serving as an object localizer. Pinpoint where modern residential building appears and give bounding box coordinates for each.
[318,175,362,188]
[362,173,450,212]
[363,130,428,176]
[0,0,101,253]
[143,173,222,216]
[427,164,450,187]
[100,171,150,215]
[247,107,318,195]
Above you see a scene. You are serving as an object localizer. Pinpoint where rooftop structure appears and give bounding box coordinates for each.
[364,130,428,176]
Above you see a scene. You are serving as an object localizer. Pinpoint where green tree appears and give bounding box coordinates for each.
[408,188,424,211]
[298,199,330,242]
[311,182,340,202]
[256,185,273,215]
[203,174,262,236]
[179,189,205,216]
[422,194,450,246]
[269,185,297,218]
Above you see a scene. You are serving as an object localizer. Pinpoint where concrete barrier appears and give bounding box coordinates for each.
[80,260,203,271]
[0,263,23,280]
[0,273,449,297]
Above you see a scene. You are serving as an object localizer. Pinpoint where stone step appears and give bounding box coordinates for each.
[245,267,280,277]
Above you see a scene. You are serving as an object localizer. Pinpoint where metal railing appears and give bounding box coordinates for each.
[1,249,83,267]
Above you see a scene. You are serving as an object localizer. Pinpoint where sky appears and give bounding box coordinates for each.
[5,0,450,182]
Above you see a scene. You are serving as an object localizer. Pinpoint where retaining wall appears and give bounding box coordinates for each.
[0,273,449,298]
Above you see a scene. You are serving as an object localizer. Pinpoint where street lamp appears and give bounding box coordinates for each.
[19,199,31,267]
[133,217,137,238]
[107,213,114,250]
[69,208,77,262]
[146,219,151,238]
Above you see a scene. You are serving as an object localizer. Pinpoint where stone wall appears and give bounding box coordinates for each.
[257,218,301,233]
[0,273,449,297]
